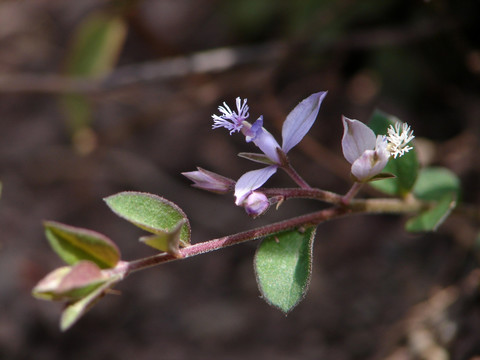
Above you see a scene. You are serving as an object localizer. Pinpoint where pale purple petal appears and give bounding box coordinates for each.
[253,128,281,164]
[281,91,327,153]
[351,148,389,181]
[341,116,377,164]
[234,166,277,205]
[244,116,264,142]
[244,116,281,163]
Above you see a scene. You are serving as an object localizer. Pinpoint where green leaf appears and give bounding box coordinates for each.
[104,192,191,246]
[368,110,419,196]
[406,193,457,232]
[65,12,127,77]
[44,221,121,269]
[139,219,186,257]
[61,11,127,134]
[60,275,121,331]
[254,227,316,314]
[413,167,460,201]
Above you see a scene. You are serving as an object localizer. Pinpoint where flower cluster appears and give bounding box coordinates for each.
[210,92,327,216]
[184,91,415,216]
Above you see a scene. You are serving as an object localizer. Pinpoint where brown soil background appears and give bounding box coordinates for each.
[0,1,479,359]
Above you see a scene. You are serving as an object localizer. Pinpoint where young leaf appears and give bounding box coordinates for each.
[32,261,108,301]
[254,227,316,314]
[104,192,191,246]
[32,266,73,301]
[406,192,457,232]
[368,110,419,196]
[60,275,121,331]
[139,219,186,257]
[413,167,460,201]
[44,221,120,269]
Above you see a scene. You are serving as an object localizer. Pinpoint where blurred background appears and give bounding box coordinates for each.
[0,0,479,359]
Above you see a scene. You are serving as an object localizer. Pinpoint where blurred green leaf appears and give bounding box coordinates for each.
[254,227,316,314]
[406,193,456,232]
[413,167,460,201]
[65,12,127,77]
[104,192,191,246]
[32,261,108,301]
[61,11,127,134]
[44,221,121,269]
[60,275,121,331]
[368,110,419,196]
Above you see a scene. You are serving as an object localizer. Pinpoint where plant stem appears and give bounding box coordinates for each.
[341,182,363,205]
[282,163,311,189]
[262,188,343,204]
[277,149,311,189]
[120,196,428,276]
[124,206,347,275]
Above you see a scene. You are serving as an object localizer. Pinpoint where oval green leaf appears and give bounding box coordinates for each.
[368,110,419,196]
[406,192,457,232]
[254,227,316,314]
[104,192,191,246]
[413,167,460,201]
[44,221,120,269]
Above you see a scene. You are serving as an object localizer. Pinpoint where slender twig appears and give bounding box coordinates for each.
[0,42,286,94]
[114,196,429,276]
[281,163,312,189]
[341,182,364,205]
[261,187,343,204]
[277,149,311,189]
[122,206,347,275]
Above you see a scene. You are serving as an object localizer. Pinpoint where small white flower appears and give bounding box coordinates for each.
[342,116,391,182]
[386,122,415,158]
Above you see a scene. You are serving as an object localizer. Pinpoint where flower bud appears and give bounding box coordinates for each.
[182,167,235,194]
[243,191,269,218]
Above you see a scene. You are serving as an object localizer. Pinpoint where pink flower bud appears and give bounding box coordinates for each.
[243,191,269,218]
[182,167,235,194]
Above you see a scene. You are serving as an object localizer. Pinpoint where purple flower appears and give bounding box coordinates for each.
[227,92,327,207]
[234,166,278,206]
